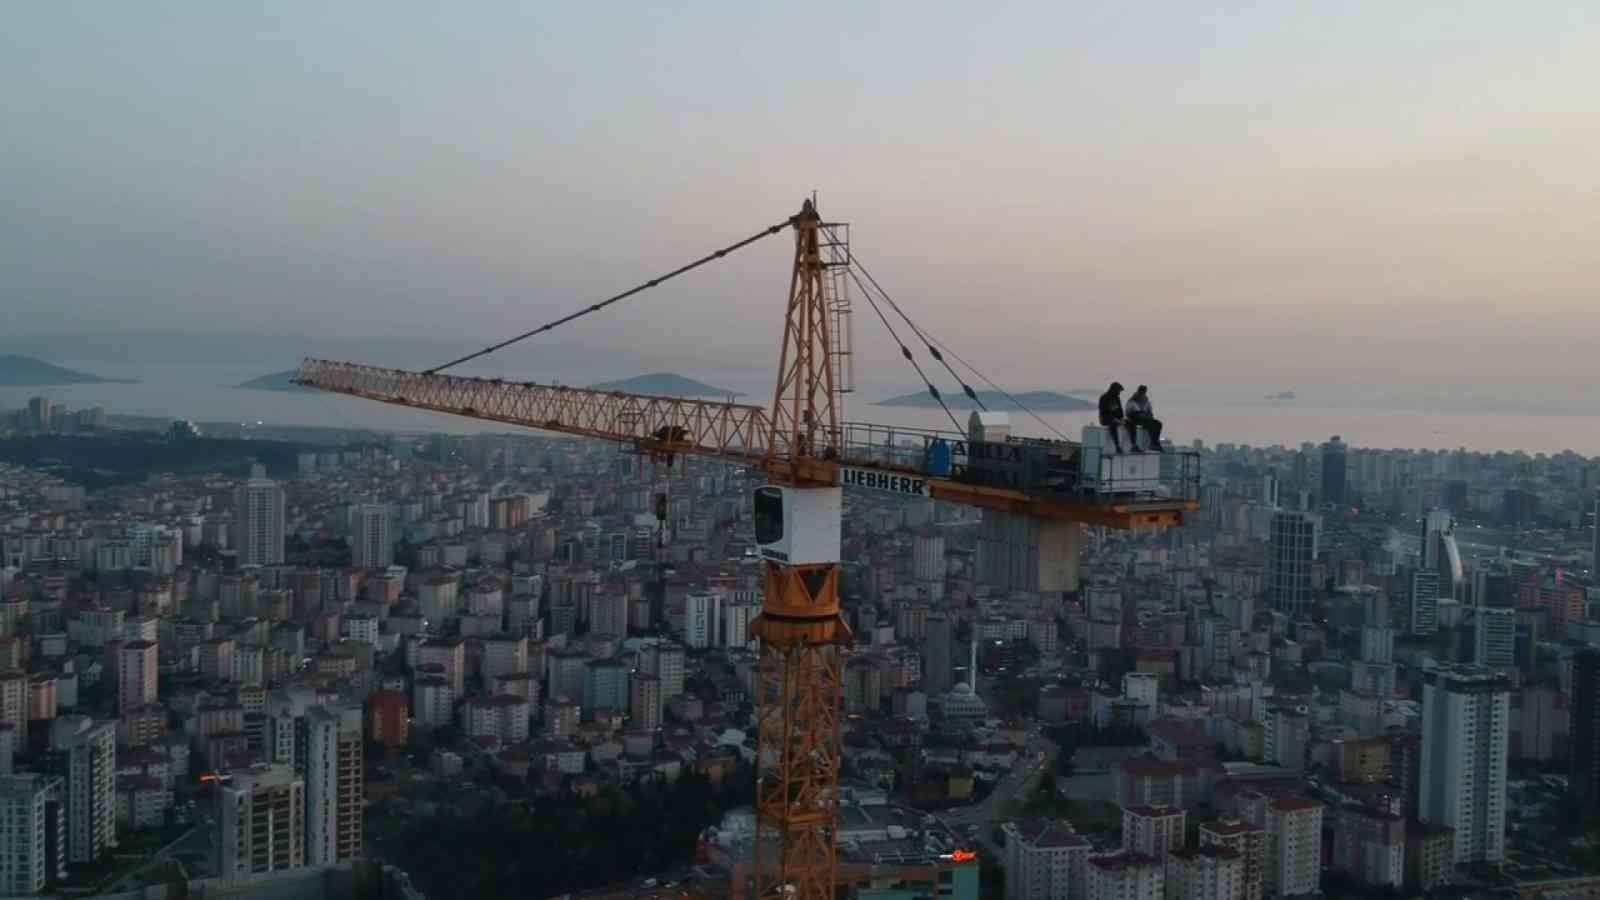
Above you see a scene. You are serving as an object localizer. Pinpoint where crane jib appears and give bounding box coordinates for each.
[838,466,929,497]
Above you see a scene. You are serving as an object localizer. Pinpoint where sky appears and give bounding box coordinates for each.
[3,2,1598,407]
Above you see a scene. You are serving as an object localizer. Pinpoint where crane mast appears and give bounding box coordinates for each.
[292,199,1200,900]
[751,201,849,900]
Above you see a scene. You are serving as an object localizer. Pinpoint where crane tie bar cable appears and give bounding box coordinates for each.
[845,267,965,435]
[829,227,1072,443]
[427,214,801,374]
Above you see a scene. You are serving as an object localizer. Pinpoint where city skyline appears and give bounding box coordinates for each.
[4,3,1599,405]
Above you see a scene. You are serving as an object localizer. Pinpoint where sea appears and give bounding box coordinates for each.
[4,360,1599,458]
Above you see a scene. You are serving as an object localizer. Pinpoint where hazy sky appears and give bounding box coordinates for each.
[4,2,1598,402]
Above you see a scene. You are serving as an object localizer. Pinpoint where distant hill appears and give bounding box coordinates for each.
[589,373,739,397]
[0,355,127,386]
[876,389,1095,411]
[235,371,312,392]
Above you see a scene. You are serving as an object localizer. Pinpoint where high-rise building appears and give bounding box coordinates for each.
[0,673,28,749]
[1330,804,1404,889]
[303,705,363,866]
[1473,608,1516,671]
[27,397,52,432]
[218,764,305,879]
[1592,492,1600,573]
[589,590,630,638]
[1169,846,1243,900]
[1003,820,1091,900]
[1239,793,1321,899]
[1409,570,1440,636]
[720,602,758,650]
[1122,805,1186,859]
[1199,819,1264,900]
[350,504,392,569]
[0,774,64,895]
[236,466,286,567]
[683,591,718,649]
[479,635,529,682]
[639,641,685,699]
[914,530,946,602]
[1421,509,1463,599]
[582,659,629,718]
[1261,472,1280,509]
[1420,665,1510,863]
[924,614,954,693]
[1087,853,1164,900]
[1122,804,1185,891]
[117,641,158,714]
[1321,436,1347,507]
[43,716,116,864]
[1267,511,1319,618]
[630,673,662,731]
[365,690,409,750]
[1570,649,1600,821]
[1359,626,1394,665]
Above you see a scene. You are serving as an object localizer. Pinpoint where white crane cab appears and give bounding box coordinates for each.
[753,485,842,566]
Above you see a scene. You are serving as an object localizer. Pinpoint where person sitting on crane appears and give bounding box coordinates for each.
[1097,381,1126,453]
[1125,384,1164,452]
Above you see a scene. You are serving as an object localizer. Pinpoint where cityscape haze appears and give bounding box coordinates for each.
[2,4,1599,900]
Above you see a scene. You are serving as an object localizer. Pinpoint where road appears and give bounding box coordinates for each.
[939,730,1058,828]
[935,731,1059,869]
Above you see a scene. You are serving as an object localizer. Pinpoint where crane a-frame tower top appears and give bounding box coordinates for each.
[294,199,1198,900]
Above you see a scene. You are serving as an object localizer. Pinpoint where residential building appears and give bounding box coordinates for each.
[1321,436,1346,506]
[1239,794,1321,899]
[1087,852,1164,900]
[1169,846,1243,900]
[366,690,409,750]
[1199,819,1265,900]
[43,716,116,864]
[218,764,305,879]
[1330,805,1404,889]
[0,774,64,895]
[583,659,629,718]
[303,705,363,866]
[117,640,158,715]
[236,465,286,567]
[1419,665,1509,864]
[1403,821,1454,893]
[1266,512,1318,618]
[631,673,662,731]
[1473,608,1515,671]
[1003,820,1091,900]
[1572,649,1600,820]
[1122,804,1186,888]
[480,635,529,682]
[351,503,392,569]
[639,642,685,699]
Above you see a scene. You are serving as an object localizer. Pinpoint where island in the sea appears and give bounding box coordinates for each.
[589,373,739,397]
[875,389,1094,411]
[236,371,312,392]
[0,355,130,386]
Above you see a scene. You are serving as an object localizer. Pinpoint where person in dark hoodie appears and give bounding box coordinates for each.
[1097,381,1126,453]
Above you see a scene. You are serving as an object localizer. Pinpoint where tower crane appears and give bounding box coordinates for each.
[293,199,1199,900]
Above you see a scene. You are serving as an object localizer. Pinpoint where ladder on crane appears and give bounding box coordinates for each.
[293,199,1199,900]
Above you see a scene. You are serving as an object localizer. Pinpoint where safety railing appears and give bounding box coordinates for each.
[837,420,1199,504]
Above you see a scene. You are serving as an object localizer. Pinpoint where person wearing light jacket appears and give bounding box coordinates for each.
[1124,385,1164,453]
